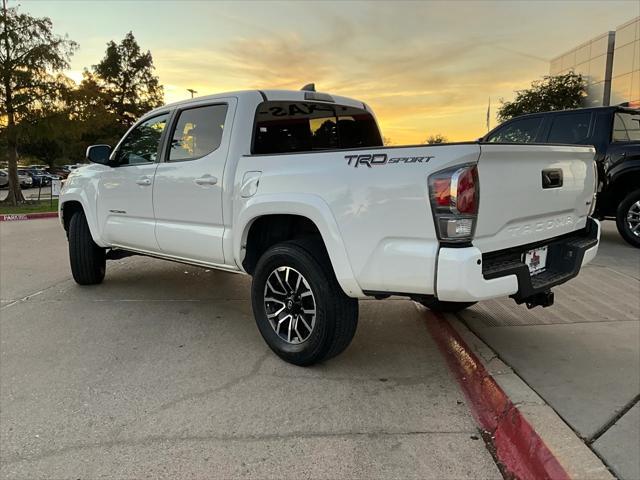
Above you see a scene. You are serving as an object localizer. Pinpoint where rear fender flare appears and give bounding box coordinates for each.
[233,193,364,297]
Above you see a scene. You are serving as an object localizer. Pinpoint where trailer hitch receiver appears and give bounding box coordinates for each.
[525,290,554,309]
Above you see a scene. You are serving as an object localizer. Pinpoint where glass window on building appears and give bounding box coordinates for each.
[632,70,640,103]
[585,82,606,107]
[562,51,576,70]
[547,112,592,144]
[590,35,610,57]
[576,44,591,64]
[616,21,638,48]
[589,55,608,83]
[612,41,637,77]
[611,73,633,105]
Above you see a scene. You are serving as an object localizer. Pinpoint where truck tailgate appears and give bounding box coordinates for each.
[473,144,596,253]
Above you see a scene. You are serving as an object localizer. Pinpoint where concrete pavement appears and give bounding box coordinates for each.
[458,221,640,480]
[0,219,501,479]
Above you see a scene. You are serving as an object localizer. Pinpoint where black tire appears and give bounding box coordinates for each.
[616,189,640,248]
[251,239,358,366]
[68,210,106,285]
[420,299,476,313]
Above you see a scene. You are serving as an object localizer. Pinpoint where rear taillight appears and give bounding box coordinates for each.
[428,164,479,242]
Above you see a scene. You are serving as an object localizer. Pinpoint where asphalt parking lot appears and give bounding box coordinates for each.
[1,219,638,479]
[0,219,500,479]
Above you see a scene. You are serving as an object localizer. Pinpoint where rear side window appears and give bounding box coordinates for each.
[169,104,228,161]
[612,112,640,142]
[486,117,542,143]
[253,101,382,154]
[547,113,591,144]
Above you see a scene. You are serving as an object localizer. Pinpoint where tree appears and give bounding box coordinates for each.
[497,72,587,122]
[93,32,163,129]
[0,1,77,204]
[424,134,448,144]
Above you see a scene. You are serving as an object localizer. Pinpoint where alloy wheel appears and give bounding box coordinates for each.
[263,266,317,344]
[627,200,640,238]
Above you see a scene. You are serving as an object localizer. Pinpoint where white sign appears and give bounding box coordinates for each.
[51,179,62,197]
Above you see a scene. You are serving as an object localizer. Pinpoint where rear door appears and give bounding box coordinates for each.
[152,98,236,265]
[473,144,596,253]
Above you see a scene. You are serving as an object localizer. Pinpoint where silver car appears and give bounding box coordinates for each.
[0,169,33,188]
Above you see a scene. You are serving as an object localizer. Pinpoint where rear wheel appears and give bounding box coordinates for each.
[251,239,358,366]
[68,211,106,285]
[420,299,476,313]
[616,189,640,248]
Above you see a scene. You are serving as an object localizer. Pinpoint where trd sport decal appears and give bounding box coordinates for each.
[345,153,434,168]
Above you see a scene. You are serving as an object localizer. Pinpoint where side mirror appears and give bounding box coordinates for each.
[86,145,112,165]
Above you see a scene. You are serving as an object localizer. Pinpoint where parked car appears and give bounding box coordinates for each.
[0,170,8,188]
[14,169,33,188]
[19,167,51,187]
[59,88,599,365]
[482,105,640,247]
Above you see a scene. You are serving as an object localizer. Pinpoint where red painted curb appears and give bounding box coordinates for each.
[425,311,569,480]
[0,211,58,222]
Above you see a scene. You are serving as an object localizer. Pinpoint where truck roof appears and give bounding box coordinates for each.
[149,89,368,116]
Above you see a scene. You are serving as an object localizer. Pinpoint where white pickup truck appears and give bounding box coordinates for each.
[60,87,600,365]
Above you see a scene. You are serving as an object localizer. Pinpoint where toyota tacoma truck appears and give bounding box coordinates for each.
[482,104,640,247]
[59,87,600,365]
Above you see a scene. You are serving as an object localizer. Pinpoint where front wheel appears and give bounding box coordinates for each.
[616,189,640,248]
[420,299,476,313]
[68,211,106,285]
[251,240,358,366]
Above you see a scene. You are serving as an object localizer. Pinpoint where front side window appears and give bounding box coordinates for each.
[253,101,382,154]
[115,114,169,166]
[487,117,542,143]
[547,113,591,144]
[612,112,640,142]
[169,104,228,161]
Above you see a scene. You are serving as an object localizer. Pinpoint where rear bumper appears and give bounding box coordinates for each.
[436,218,600,302]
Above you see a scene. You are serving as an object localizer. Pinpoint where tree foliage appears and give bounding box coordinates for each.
[497,73,587,122]
[0,12,166,201]
[424,134,448,144]
[0,2,77,204]
[93,31,163,128]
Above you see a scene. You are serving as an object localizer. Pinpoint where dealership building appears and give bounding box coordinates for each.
[550,16,639,107]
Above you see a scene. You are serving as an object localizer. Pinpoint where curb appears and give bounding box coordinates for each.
[0,211,58,222]
[423,308,612,480]
[424,310,568,480]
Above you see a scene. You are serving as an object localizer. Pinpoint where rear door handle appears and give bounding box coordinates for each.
[136,176,152,186]
[194,175,218,186]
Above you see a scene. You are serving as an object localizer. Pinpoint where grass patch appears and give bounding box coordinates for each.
[0,199,58,214]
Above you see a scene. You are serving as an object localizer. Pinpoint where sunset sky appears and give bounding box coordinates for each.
[20,0,639,144]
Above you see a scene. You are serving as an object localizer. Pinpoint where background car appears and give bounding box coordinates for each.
[20,167,52,187]
[0,170,8,188]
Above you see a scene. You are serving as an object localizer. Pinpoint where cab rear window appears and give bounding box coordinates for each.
[612,112,640,142]
[252,101,382,154]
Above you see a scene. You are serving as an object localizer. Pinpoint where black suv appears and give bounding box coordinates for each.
[482,105,640,247]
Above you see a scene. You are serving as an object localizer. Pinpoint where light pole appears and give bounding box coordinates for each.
[187,88,197,99]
